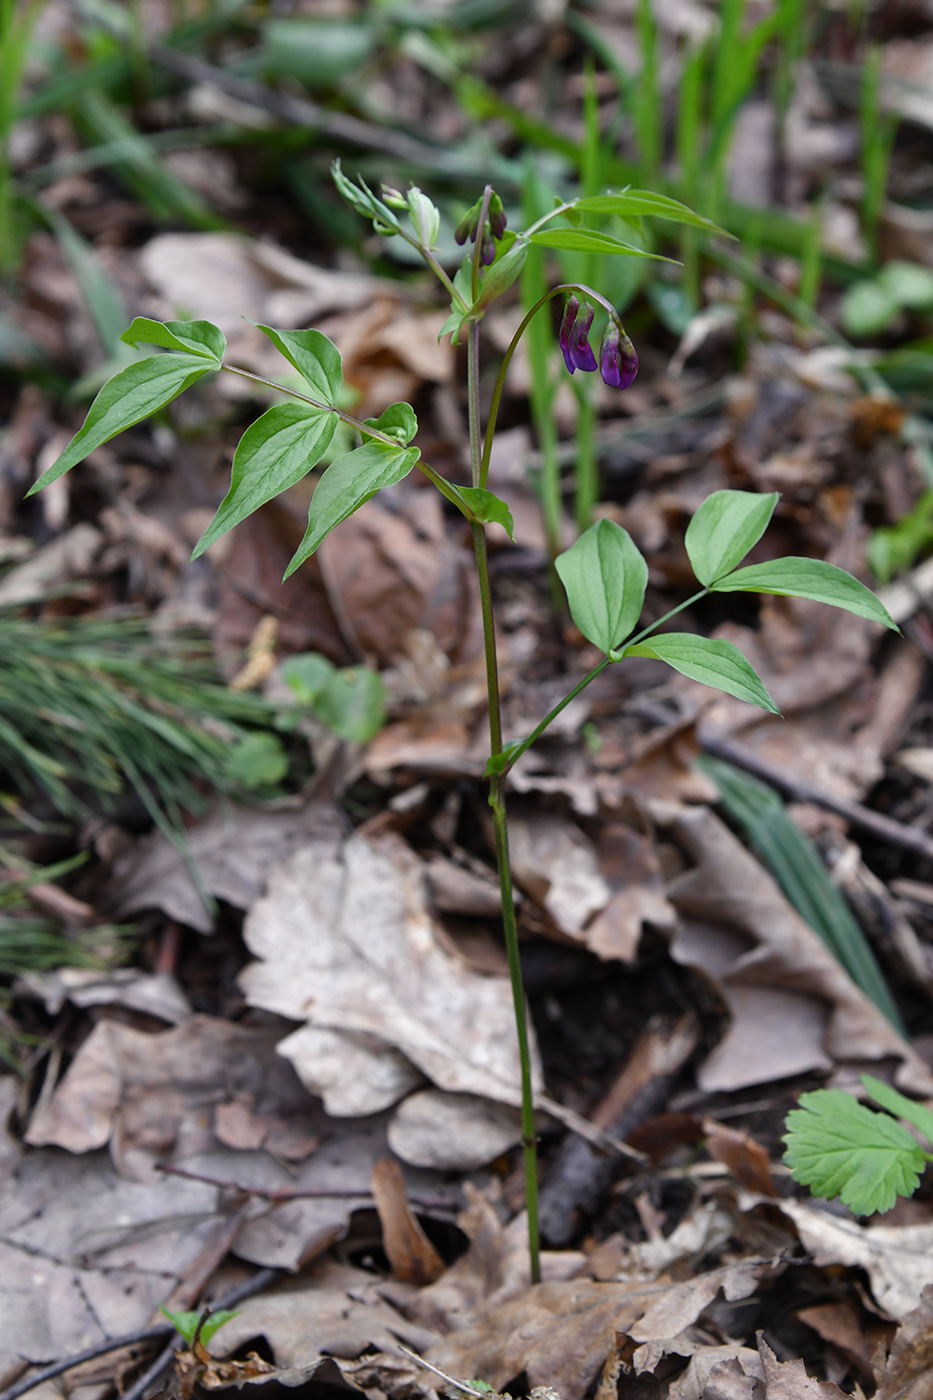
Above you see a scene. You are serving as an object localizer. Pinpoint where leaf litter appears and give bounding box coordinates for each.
[8,6,933,1400]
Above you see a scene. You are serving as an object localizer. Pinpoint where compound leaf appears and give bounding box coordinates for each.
[121,317,225,362]
[29,353,215,494]
[711,557,898,630]
[623,634,779,713]
[192,403,336,558]
[257,325,343,404]
[555,519,647,653]
[685,489,779,586]
[284,441,420,578]
[783,1087,926,1215]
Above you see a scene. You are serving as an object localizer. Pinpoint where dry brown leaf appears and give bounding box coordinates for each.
[371,1157,445,1285]
[626,1260,779,1375]
[703,1118,777,1196]
[508,811,611,939]
[666,806,933,1094]
[386,1090,522,1171]
[586,820,678,961]
[873,1282,933,1400]
[240,830,544,1165]
[797,1300,892,1376]
[667,1344,765,1400]
[757,1333,848,1399]
[18,966,191,1023]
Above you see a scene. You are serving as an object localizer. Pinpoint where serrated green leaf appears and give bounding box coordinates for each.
[862,1074,933,1148]
[711,557,899,630]
[28,354,215,495]
[284,441,420,579]
[121,317,225,362]
[257,325,343,404]
[623,634,779,713]
[282,652,335,706]
[685,490,779,586]
[363,402,418,446]
[555,519,647,654]
[313,665,385,743]
[573,191,730,237]
[159,1306,240,1347]
[456,487,514,539]
[192,404,336,559]
[783,1087,925,1215]
[528,228,678,263]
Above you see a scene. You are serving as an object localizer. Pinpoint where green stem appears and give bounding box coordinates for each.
[471,521,540,1285]
[468,323,482,488]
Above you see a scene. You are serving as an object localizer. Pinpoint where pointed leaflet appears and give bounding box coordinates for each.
[363,402,418,446]
[783,1087,925,1215]
[555,519,647,653]
[257,325,343,404]
[711,557,898,630]
[28,354,216,494]
[284,441,420,579]
[192,403,337,558]
[456,487,514,539]
[528,228,677,262]
[573,192,730,236]
[623,634,779,713]
[121,317,225,362]
[685,489,779,586]
[862,1074,933,1146]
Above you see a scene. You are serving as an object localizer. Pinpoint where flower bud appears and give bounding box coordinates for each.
[488,192,507,240]
[599,319,638,389]
[570,303,598,373]
[559,295,580,374]
[380,185,408,210]
[480,233,496,266]
[407,187,441,249]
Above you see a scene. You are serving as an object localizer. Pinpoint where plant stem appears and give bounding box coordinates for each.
[470,521,541,1284]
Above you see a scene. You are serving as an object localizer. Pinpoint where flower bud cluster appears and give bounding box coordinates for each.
[455,191,508,266]
[559,295,638,390]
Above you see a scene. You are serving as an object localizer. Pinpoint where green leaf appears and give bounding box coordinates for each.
[159,1307,240,1348]
[623,634,779,713]
[121,317,225,362]
[470,239,530,312]
[528,228,678,263]
[439,306,469,345]
[28,354,216,495]
[711,557,899,630]
[257,325,343,404]
[456,486,514,539]
[313,666,385,743]
[363,402,418,446]
[284,441,420,579]
[783,1087,925,1215]
[574,191,730,237]
[878,260,933,311]
[862,1074,933,1148]
[192,404,336,558]
[224,732,288,790]
[485,738,523,777]
[555,519,648,653]
[841,280,898,338]
[685,489,779,586]
[282,652,335,706]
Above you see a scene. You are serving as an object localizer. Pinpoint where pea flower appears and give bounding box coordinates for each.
[559,295,637,389]
[599,319,639,389]
[558,296,597,374]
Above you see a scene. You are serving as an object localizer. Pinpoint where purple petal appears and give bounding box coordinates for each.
[599,320,638,389]
[480,234,496,265]
[571,304,597,372]
[559,295,579,374]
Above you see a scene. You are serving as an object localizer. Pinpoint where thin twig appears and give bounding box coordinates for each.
[157,1162,457,1212]
[0,1268,281,1400]
[396,1345,494,1399]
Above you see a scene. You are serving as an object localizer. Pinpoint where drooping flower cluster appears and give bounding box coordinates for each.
[455,191,508,266]
[559,295,638,390]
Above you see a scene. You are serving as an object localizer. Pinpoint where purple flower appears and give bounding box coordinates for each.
[559,296,580,373]
[599,319,638,389]
[480,233,496,266]
[570,303,598,372]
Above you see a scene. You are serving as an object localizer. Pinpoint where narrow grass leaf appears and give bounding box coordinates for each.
[285,442,420,578]
[122,317,225,362]
[28,355,215,493]
[257,325,343,403]
[624,634,779,712]
[555,519,647,653]
[193,404,336,558]
[686,489,779,585]
[711,557,899,629]
[783,1088,924,1215]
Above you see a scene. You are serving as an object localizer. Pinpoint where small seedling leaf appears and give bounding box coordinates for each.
[456,487,515,539]
[711,557,899,630]
[363,401,418,446]
[485,739,523,777]
[528,228,677,263]
[285,441,420,578]
[121,317,225,362]
[556,519,647,653]
[623,634,780,713]
[28,354,216,494]
[878,260,933,310]
[574,191,730,237]
[313,666,386,743]
[685,489,779,586]
[841,281,899,338]
[224,733,288,790]
[783,1087,925,1215]
[257,325,343,404]
[192,404,337,558]
[862,1074,933,1147]
[159,1307,240,1347]
[282,652,335,706]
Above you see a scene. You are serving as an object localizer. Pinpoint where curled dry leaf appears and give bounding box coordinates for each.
[370,1157,445,1285]
[703,1117,777,1196]
[873,1281,933,1400]
[757,1333,848,1399]
[666,806,933,1094]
